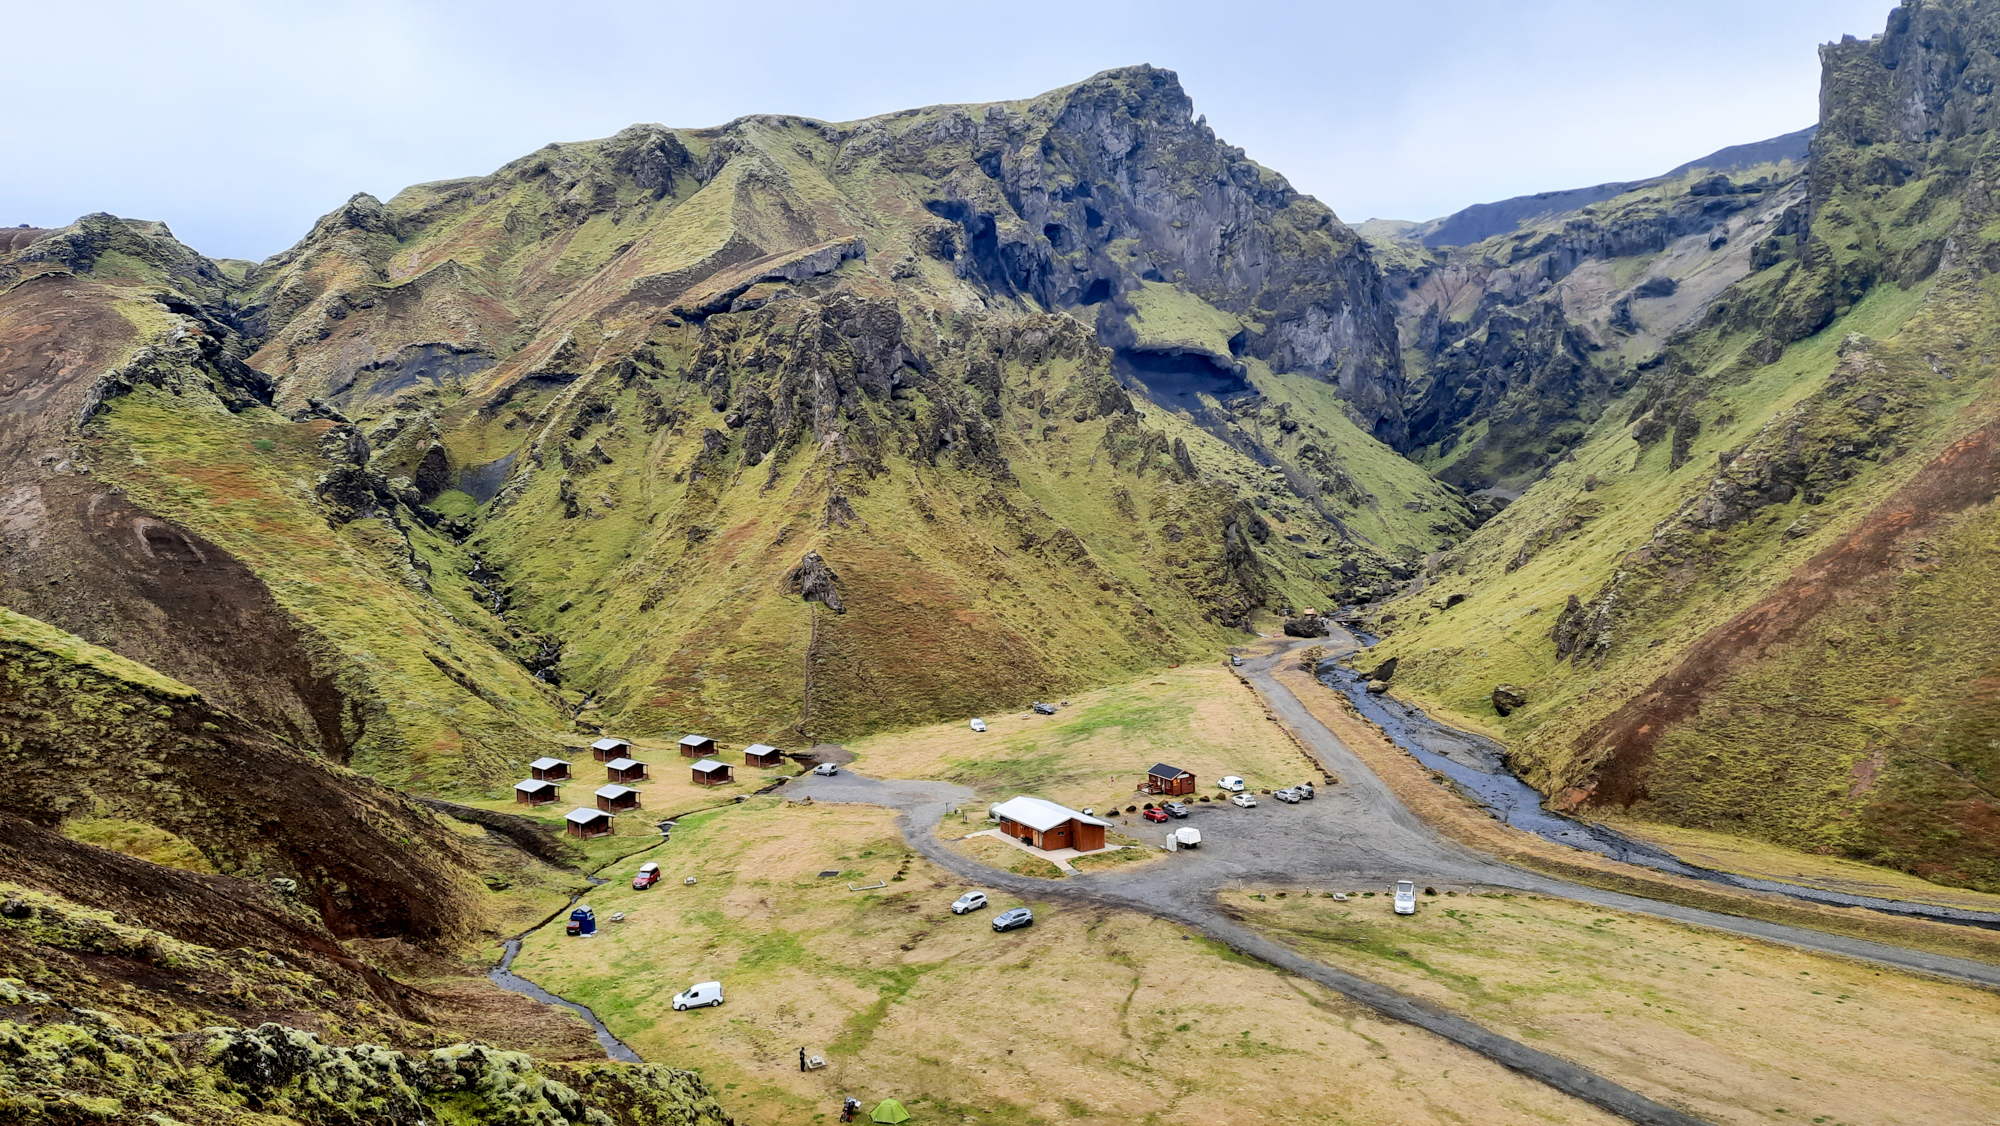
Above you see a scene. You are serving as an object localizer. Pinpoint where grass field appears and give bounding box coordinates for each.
[1230,887,2000,1126]
[508,800,1622,1126]
[844,661,1325,814]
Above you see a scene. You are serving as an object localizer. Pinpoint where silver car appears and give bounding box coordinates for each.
[951,891,988,915]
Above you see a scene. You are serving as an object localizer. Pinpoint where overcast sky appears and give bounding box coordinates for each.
[3,0,1896,261]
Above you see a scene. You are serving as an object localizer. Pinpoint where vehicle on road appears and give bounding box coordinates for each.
[1163,801,1189,818]
[632,862,660,889]
[1031,702,1057,715]
[1394,880,1417,915]
[673,981,724,1010]
[1298,782,1315,800]
[1229,792,1258,808]
[992,907,1034,932]
[951,891,988,915]
[1218,775,1246,792]
[1274,788,1301,803]
[1172,826,1201,848]
[1229,655,1244,667]
[1142,807,1169,823]
[969,718,987,732]
[813,762,839,776]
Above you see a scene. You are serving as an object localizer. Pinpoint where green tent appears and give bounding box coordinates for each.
[870,1099,910,1124]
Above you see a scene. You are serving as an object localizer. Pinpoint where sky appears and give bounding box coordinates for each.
[3,0,1898,262]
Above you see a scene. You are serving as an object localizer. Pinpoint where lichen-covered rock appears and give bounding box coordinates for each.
[1491,684,1529,716]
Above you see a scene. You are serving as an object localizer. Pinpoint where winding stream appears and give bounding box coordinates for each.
[486,877,644,1062]
[1318,654,2000,929]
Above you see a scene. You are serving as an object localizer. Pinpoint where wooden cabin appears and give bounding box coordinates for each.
[514,779,560,806]
[991,796,1111,853]
[565,808,612,839]
[595,784,642,813]
[591,737,633,763]
[743,743,785,768]
[529,757,571,782]
[679,734,717,758]
[1142,762,1196,796]
[691,758,734,786]
[605,757,649,784]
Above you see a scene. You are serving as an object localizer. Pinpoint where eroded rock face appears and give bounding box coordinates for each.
[1492,684,1528,716]
[906,67,1405,442]
[783,551,845,613]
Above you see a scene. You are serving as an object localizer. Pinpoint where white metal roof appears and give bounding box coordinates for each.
[744,743,779,756]
[565,807,609,824]
[529,757,569,770]
[691,758,728,772]
[591,737,630,751]
[605,757,643,771]
[595,784,637,799]
[679,734,713,746]
[515,779,555,792]
[991,795,1112,832]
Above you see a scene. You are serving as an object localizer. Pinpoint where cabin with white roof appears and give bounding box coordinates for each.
[529,757,571,781]
[743,743,785,768]
[992,796,1112,853]
[679,734,717,758]
[691,758,733,786]
[605,757,648,783]
[595,784,641,813]
[591,737,633,762]
[514,779,560,806]
[565,807,612,839]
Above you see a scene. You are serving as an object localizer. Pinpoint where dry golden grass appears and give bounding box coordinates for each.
[846,661,1324,815]
[1588,813,2000,913]
[1230,886,2000,1126]
[510,800,1621,1126]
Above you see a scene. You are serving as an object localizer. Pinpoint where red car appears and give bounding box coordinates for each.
[632,862,661,889]
[1142,807,1170,823]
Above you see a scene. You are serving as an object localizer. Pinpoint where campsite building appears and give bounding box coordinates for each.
[565,808,612,839]
[591,737,633,762]
[605,757,649,784]
[595,784,642,813]
[743,743,785,768]
[691,758,734,786]
[992,796,1111,853]
[679,734,717,758]
[529,757,571,782]
[514,779,560,806]
[1142,763,1196,796]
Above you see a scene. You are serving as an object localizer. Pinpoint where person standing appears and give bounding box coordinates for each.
[799,1046,807,1072]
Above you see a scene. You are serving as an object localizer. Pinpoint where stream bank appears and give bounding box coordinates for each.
[1317,658,2000,929]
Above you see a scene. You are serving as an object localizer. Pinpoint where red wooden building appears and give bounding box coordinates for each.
[605,757,649,784]
[565,808,612,839]
[1142,763,1196,796]
[595,784,642,813]
[991,796,1111,853]
[514,779,560,806]
[691,758,734,786]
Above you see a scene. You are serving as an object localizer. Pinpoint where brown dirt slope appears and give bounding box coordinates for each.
[1577,415,2000,805]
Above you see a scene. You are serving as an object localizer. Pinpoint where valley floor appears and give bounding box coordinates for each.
[491,651,2000,1126]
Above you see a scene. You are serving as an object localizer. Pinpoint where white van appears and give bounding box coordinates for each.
[970,718,987,732]
[1393,880,1417,916]
[1218,776,1246,792]
[673,981,724,1010]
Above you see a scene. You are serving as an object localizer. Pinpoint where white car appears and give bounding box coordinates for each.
[1218,775,1246,792]
[970,718,987,732]
[1229,792,1258,808]
[672,981,724,1010]
[1274,788,1301,803]
[813,762,839,776]
[1394,880,1417,916]
[951,891,988,915]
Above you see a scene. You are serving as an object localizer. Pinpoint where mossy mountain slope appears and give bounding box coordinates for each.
[1362,0,2000,892]
[1,67,1472,784]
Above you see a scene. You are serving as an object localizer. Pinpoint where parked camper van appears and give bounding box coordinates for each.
[672,981,724,1010]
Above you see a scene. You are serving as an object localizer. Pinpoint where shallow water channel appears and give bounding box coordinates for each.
[1319,656,2000,929]
[487,876,645,1062]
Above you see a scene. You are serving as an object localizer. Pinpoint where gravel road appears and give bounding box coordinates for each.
[781,641,2000,1125]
